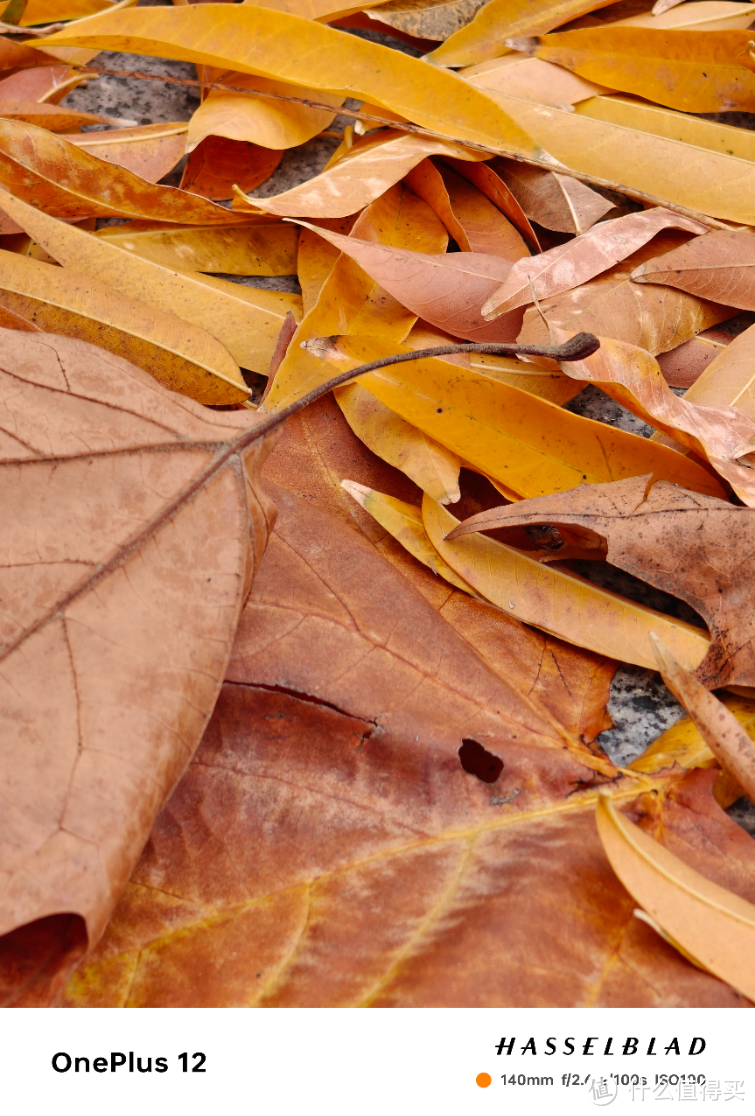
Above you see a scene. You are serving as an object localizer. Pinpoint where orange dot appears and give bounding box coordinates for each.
[476,1073,492,1089]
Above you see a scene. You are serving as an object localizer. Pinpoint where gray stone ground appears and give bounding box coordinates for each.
[66,13,755,834]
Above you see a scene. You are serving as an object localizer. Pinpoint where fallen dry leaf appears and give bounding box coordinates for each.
[64,123,189,184]
[59,473,755,1007]
[0,327,281,1005]
[680,321,755,418]
[365,0,487,42]
[95,218,299,276]
[180,136,282,200]
[596,795,755,1001]
[651,637,755,804]
[445,157,540,249]
[494,158,614,234]
[0,248,249,404]
[483,207,709,317]
[632,227,755,310]
[0,186,302,376]
[44,4,539,153]
[448,475,755,689]
[656,326,730,390]
[461,53,610,106]
[534,27,755,113]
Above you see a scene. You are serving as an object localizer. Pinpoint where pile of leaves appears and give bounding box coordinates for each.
[2,0,755,1008]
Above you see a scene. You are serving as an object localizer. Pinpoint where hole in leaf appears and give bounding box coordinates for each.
[458,738,503,784]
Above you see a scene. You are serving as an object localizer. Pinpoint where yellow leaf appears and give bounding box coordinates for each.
[235,130,489,219]
[43,4,539,154]
[186,73,343,152]
[240,0,395,20]
[341,481,475,591]
[680,323,755,419]
[422,495,709,669]
[614,1,755,31]
[629,696,755,774]
[262,183,447,411]
[479,92,755,223]
[461,54,611,106]
[0,187,301,375]
[95,219,298,276]
[596,794,755,1002]
[426,0,618,67]
[335,383,461,503]
[0,249,247,404]
[318,334,728,500]
[535,28,755,113]
[20,0,126,25]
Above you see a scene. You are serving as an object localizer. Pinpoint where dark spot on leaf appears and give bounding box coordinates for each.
[458,738,503,783]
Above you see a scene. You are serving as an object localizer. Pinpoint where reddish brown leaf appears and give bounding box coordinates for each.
[632,227,755,309]
[0,327,280,1005]
[494,157,615,234]
[448,475,755,690]
[180,135,282,201]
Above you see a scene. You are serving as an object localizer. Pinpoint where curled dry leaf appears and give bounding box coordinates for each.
[445,157,540,249]
[447,475,755,690]
[650,637,755,805]
[186,72,343,152]
[404,158,530,259]
[494,159,614,235]
[64,123,189,184]
[180,136,282,201]
[461,54,610,106]
[233,130,487,219]
[548,324,755,506]
[535,28,755,113]
[0,328,280,1006]
[95,219,298,277]
[426,0,619,66]
[596,795,755,1002]
[518,233,731,359]
[0,187,302,376]
[488,92,755,224]
[632,228,755,310]
[293,219,524,343]
[0,248,249,405]
[61,461,755,1007]
[44,4,539,153]
[483,207,709,318]
[423,493,709,670]
[0,119,253,224]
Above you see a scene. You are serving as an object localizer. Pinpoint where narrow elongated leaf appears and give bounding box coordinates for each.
[494,159,614,233]
[186,72,343,152]
[423,494,708,669]
[518,234,731,358]
[96,219,298,276]
[262,185,447,412]
[297,219,523,342]
[0,327,277,1004]
[550,326,755,506]
[633,228,755,311]
[596,795,755,1002]
[0,100,115,132]
[43,4,539,153]
[342,480,476,589]
[535,28,755,113]
[240,0,395,19]
[18,0,113,23]
[619,1,755,31]
[235,130,487,219]
[65,123,188,183]
[0,187,301,375]
[405,159,529,258]
[316,334,727,499]
[336,384,461,503]
[484,208,709,317]
[461,54,611,105]
[180,137,281,201]
[651,638,755,804]
[447,476,755,690]
[445,157,540,248]
[0,119,253,223]
[0,249,248,404]
[427,0,619,66]
[486,92,755,224]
